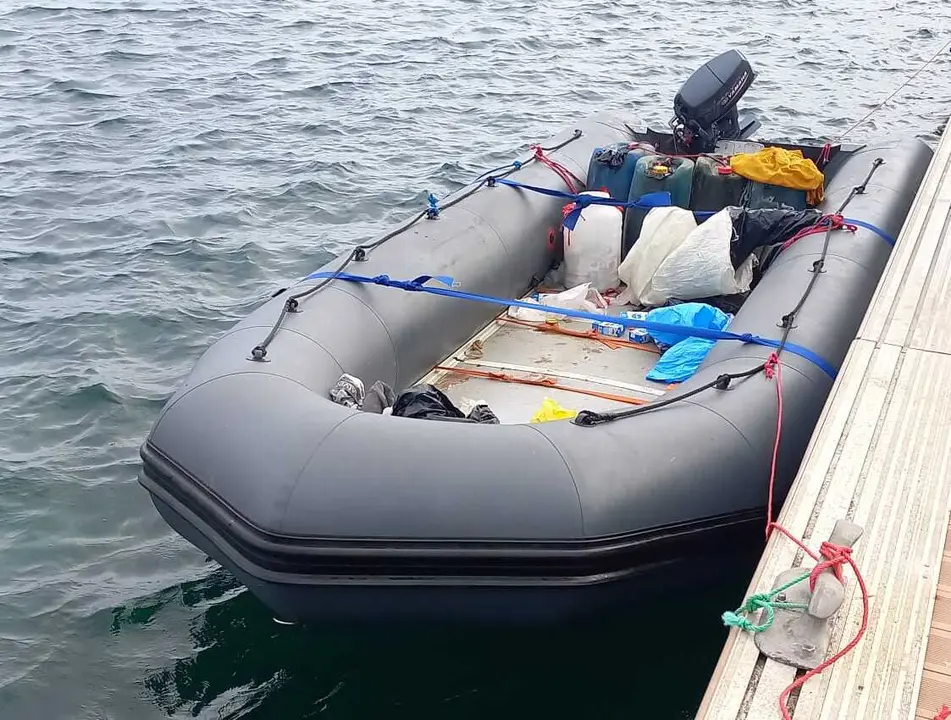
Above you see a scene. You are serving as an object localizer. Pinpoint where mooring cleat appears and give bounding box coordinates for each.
[753,519,864,670]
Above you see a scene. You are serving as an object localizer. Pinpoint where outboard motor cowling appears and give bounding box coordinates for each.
[670,50,761,153]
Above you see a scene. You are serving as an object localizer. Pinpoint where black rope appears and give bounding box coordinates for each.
[573,157,886,427]
[249,129,585,361]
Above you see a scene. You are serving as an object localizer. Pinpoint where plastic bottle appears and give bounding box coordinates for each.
[622,156,695,259]
[690,156,749,213]
[563,191,623,292]
[586,143,655,201]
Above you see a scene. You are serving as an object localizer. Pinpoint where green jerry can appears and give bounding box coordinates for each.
[623,155,694,259]
[690,156,749,213]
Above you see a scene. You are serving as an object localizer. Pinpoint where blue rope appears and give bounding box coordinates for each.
[490,177,672,230]
[304,271,837,379]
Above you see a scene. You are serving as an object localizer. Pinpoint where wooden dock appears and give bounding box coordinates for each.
[697,124,951,720]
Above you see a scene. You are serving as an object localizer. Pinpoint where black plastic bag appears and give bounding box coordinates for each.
[466,403,500,424]
[727,207,822,269]
[593,143,633,168]
[391,384,499,424]
[661,293,748,316]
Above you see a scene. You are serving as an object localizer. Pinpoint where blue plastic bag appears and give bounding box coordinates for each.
[644,303,732,383]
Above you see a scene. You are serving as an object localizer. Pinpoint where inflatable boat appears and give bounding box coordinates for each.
[138,52,934,624]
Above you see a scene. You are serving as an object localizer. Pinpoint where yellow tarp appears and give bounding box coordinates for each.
[729,147,825,206]
[530,397,577,423]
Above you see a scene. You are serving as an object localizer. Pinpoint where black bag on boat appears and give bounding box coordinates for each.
[727,207,822,269]
[391,384,499,424]
[661,293,748,316]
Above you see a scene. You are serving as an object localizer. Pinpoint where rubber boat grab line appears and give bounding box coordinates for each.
[451,356,666,397]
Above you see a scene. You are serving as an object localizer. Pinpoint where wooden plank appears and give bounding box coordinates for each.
[449,356,666,397]
[811,349,951,720]
[918,556,951,720]
[860,125,951,343]
[698,122,951,720]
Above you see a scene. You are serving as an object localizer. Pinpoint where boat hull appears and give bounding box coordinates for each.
[138,114,933,623]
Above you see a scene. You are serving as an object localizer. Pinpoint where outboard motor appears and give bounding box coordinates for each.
[670,50,761,153]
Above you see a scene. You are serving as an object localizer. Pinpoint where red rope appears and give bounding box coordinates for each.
[935,705,951,720]
[530,144,582,194]
[761,351,870,720]
[808,541,850,592]
[781,213,858,251]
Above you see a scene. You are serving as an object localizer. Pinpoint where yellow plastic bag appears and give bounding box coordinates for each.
[729,147,825,206]
[530,397,577,423]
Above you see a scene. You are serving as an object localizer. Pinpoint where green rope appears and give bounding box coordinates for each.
[722,571,811,633]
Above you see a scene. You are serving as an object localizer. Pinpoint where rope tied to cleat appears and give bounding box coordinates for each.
[721,571,811,633]
[720,340,870,720]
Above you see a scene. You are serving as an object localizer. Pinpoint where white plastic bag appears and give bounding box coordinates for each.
[617,206,697,306]
[563,191,623,292]
[647,208,753,305]
[506,283,606,323]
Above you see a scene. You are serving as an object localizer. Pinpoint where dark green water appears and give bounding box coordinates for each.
[2,1,949,718]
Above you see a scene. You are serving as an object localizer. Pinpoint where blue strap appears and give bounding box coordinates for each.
[491,177,672,230]
[843,218,896,246]
[425,192,440,219]
[305,271,837,379]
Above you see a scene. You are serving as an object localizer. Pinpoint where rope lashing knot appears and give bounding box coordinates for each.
[561,193,597,220]
[808,541,852,592]
[425,193,440,219]
[722,578,810,633]
[722,592,778,632]
[529,143,582,194]
[364,274,423,292]
[764,351,781,379]
[782,213,857,250]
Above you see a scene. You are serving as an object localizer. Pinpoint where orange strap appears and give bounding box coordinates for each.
[433,365,650,406]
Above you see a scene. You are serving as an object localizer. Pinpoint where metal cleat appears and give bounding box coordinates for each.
[753,519,863,670]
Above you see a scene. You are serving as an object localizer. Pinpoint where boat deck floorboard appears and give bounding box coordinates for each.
[424,303,669,424]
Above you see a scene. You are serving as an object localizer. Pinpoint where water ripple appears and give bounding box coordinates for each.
[0,0,949,718]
